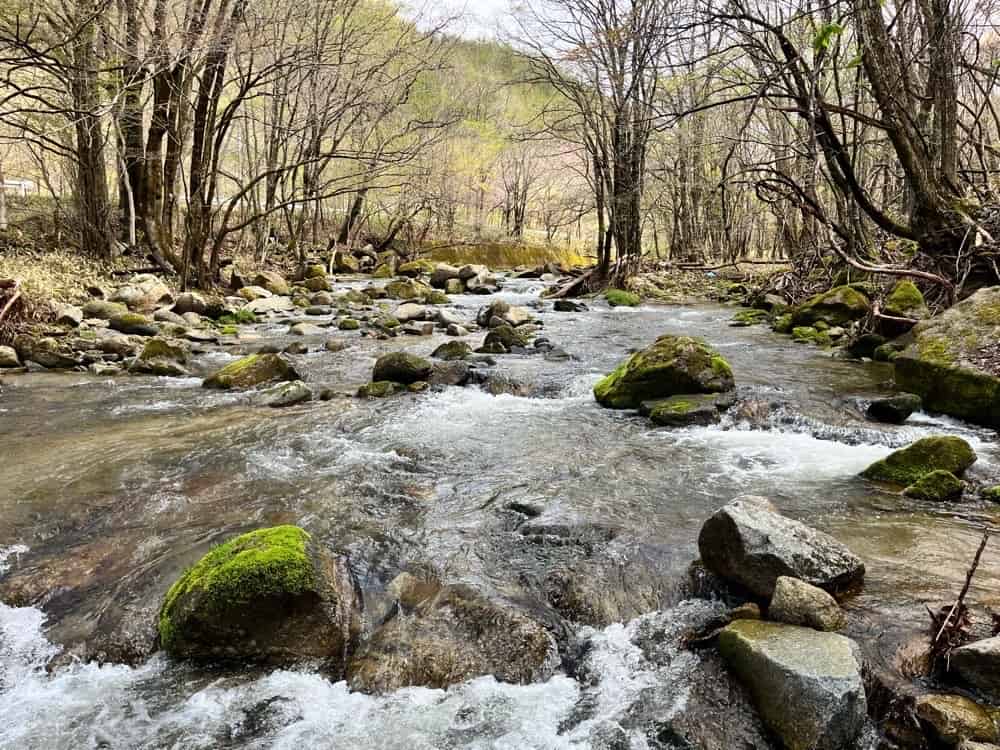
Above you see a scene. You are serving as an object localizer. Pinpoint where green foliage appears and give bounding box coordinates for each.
[218,309,257,326]
[605,289,641,307]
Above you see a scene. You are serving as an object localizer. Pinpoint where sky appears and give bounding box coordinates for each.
[422,0,511,38]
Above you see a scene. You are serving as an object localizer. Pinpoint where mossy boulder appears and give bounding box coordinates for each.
[158,525,361,666]
[304,276,332,293]
[860,436,976,486]
[445,278,465,295]
[894,286,1000,427]
[479,324,532,354]
[423,290,450,305]
[305,264,327,279]
[110,312,158,336]
[772,313,793,334]
[82,300,129,321]
[432,341,472,361]
[643,393,733,427]
[130,337,190,377]
[730,308,769,327]
[357,381,403,398]
[903,470,964,501]
[203,353,299,390]
[253,271,290,296]
[372,264,394,279]
[605,288,641,307]
[331,250,360,273]
[397,259,436,277]
[372,351,432,384]
[594,334,735,409]
[338,318,360,331]
[385,279,433,301]
[791,285,870,328]
[983,486,1000,503]
[792,326,832,347]
[884,280,929,319]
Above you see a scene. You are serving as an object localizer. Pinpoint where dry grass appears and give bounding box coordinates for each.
[425,241,590,269]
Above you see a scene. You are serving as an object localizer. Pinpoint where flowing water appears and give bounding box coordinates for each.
[1,278,999,748]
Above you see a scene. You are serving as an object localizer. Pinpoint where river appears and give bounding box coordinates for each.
[1,277,998,748]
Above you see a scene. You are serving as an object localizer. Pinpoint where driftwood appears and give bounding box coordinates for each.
[0,278,21,326]
[929,529,990,671]
[871,302,920,327]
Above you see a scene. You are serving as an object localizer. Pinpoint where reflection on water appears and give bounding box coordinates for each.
[0,283,997,748]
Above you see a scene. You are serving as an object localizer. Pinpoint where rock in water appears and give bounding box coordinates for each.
[790,285,870,327]
[253,271,291,295]
[894,286,1000,427]
[158,526,362,668]
[372,351,432,384]
[203,353,299,389]
[915,694,999,745]
[867,393,922,424]
[951,636,1000,702]
[593,334,735,409]
[698,496,865,598]
[347,581,557,693]
[643,392,734,427]
[110,274,173,312]
[260,380,312,407]
[719,620,867,750]
[860,436,976,486]
[768,576,847,631]
[903,470,964,501]
[0,345,21,368]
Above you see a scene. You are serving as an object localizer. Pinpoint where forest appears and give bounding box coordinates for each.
[3,1,1000,749]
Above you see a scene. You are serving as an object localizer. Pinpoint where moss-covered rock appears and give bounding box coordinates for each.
[130,337,190,377]
[791,326,832,347]
[791,285,870,327]
[860,436,977,486]
[305,264,327,279]
[202,353,299,390]
[303,276,331,293]
[253,271,290,296]
[423,290,450,305]
[158,525,361,666]
[903,470,964,501]
[357,380,403,398]
[605,288,641,307]
[397,259,436,277]
[884,280,929,319]
[730,309,769,327]
[385,279,433,301]
[372,263,394,279]
[867,393,922,424]
[772,313,793,334]
[110,312,158,336]
[338,318,360,331]
[982,486,1000,503]
[331,250,360,273]
[479,324,532,354]
[372,352,432,384]
[644,393,733,427]
[445,278,465,295]
[894,286,1000,427]
[594,334,735,409]
[432,341,472,361]
[847,333,887,359]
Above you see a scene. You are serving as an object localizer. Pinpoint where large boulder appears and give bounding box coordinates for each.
[203,353,299,390]
[768,576,846,631]
[385,278,433,301]
[331,250,360,274]
[594,334,735,409]
[791,285,869,327]
[951,636,1000,702]
[719,620,867,750]
[860,436,976,486]
[883,280,929,320]
[110,274,173,312]
[110,312,158,336]
[130,337,190,377]
[397,259,436,277]
[0,345,20,368]
[372,351,432,384]
[172,292,208,316]
[347,579,558,693]
[698,496,865,598]
[253,271,290,296]
[429,263,462,288]
[158,525,361,668]
[894,286,1000,427]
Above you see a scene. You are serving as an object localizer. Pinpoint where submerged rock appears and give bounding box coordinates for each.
[904,469,964,501]
[202,353,299,390]
[791,285,869,328]
[594,334,735,409]
[553,299,587,313]
[719,620,867,750]
[347,581,558,693]
[894,286,1000,427]
[698,496,865,598]
[951,636,1000,702]
[860,436,976,486]
[372,351,432,384]
[768,576,846,631]
[867,393,922,424]
[158,525,362,668]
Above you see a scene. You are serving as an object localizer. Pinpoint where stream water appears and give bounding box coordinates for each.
[1,278,999,748]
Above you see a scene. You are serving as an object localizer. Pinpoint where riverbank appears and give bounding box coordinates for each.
[1,261,999,748]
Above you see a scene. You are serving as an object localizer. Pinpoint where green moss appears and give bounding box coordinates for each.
[305,264,327,279]
[593,334,735,409]
[218,308,257,326]
[792,326,832,347]
[203,353,297,390]
[915,335,954,366]
[860,436,977,486]
[874,343,900,362]
[903,470,964,501]
[423,291,450,305]
[974,301,1000,327]
[140,338,188,362]
[159,525,313,652]
[982,486,1000,503]
[220,325,238,336]
[772,313,793,334]
[357,380,401,398]
[605,288,641,307]
[339,318,360,330]
[372,264,394,279]
[791,285,870,327]
[482,324,531,353]
[730,309,769,327]
[398,259,436,276]
[884,280,927,317]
